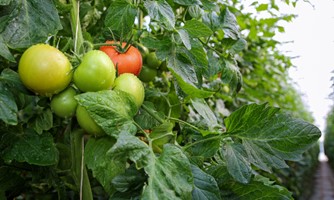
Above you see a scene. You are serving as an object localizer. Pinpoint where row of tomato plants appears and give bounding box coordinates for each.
[324,105,334,169]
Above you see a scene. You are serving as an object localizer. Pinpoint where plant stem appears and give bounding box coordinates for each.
[93,42,122,48]
[70,0,84,55]
[182,135,223,151]
[141,103,165,124]
[70,129,93,200]
[169,117,201,132]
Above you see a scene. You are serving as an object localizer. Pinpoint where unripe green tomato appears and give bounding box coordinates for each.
[138,65,157,82]
[113,73,145,108]
[136,43,150,60]
[146,52,162,69]
[18,44,72,97]
[76,105,105,136]
[51,87,78,118]
[73,50,116,92]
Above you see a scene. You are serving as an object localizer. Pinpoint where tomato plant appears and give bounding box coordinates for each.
[73,50,116,92]
[50,86,78,118]
[100,41,143,76]
[18,43,72,96]
[0,0,321,200]
[113,73,145,108]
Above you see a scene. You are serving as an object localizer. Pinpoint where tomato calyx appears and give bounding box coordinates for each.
[99,41,131,54]
[96,34,134,54]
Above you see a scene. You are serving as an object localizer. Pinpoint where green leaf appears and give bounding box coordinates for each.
[221,60,242,93]
[174,0,201,6]
[29,108,53,134]
[187,134,220,158]
[223,103,321,181]
[191,165,221,200]
[150,122,174,142]
[107,131,153,169]
[256,4,269,11]
[85,137,124,194]
[2,129,58,166]
[80,2,101,31]
[0,0,11,6]
[187,39,208,70]
[134,101,164,130]
[191,98,219,133]
[219,8,240,40]
[105,0,137,37]
[222,141,252,184]
[0,83,17,125]
[177,29,191,50]
[144,0,175,30]
[0,36,15,62]
[145,88,182,119]
[75,90,138,138]
[188,5,203,19]
[179,39,208,80]
[1,68,29,93]
[150,122,174,152]
[142,144,193,200]
[202,11,220,31]
[140,36,172,61]
[203,50,222,79]
[229,175,293,200]
[183,20,213,38]
[111,164,146,193]
[168,53,214,98]
[0,0,62,49]
[229,38,247,54]
[222,38,247,54]
[206,164,234,189]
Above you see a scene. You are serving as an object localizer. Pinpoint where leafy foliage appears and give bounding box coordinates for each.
[0,0,321,199]
[324,106,334,168]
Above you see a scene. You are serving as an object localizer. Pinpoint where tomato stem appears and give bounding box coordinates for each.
[182,135,224,151]
[133,121,153,148]
[93,42,122,48]
[70,129,93,200]
[70,0,85,55]
[169,117,201,132]
[141,103,165,124]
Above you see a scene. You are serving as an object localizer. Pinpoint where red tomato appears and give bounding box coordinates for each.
[100,41,142,76]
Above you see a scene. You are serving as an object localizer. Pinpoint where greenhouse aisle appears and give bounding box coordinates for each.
[309,161,334,200]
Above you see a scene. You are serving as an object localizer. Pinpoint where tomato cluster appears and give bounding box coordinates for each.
[18,43,145,136]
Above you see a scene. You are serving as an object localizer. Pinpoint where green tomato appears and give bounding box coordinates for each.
[74,50,116,92]
[146,52,162,69]
[50,87,78,118]
[138,65,157,82]
[18,44,72,97]
[113,73,145,108]
[135,43,150,60]
[76,105,104,136]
